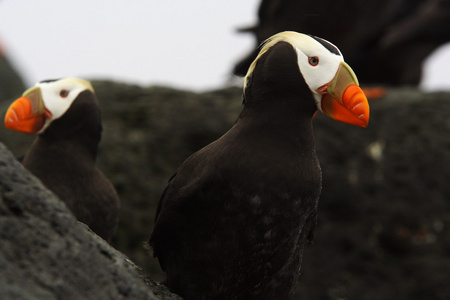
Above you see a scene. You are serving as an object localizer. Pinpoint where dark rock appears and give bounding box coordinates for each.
[300,89,450,299]
[0,142,181,300]
[90,82,243,280]
[1,81,450,299]
[0,42,25,102]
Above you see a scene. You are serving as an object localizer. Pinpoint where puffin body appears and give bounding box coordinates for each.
[149,32,369,299]
[4,78,120,242]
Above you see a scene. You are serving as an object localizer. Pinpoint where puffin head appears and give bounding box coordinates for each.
[244,31,369,127]
[4,78,95,134]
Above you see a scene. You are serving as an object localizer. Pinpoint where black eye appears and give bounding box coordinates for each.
[308,56,319,66]
[60,90,69,98]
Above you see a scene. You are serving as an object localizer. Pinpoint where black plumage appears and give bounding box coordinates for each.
[4,79,120,242]
[148,31,370,299]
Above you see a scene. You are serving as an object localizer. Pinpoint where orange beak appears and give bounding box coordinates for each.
[319,62,370,127]
[4,86,51,134]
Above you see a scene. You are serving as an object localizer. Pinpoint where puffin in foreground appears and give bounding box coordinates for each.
[148,31,369,300]
[4,78,120,243]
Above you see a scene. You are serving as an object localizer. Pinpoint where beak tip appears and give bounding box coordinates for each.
[3,97,46,134]
[358,113,370,128]
[4,111,18,129]
[345,86,370,128]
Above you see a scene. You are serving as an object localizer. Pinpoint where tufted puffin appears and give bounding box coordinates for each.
[148,32,369,300]
[4,78,120,243]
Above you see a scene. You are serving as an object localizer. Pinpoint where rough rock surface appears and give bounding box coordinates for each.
[1,81,450,299]
[302,90,450,299]
[0,143,180,300]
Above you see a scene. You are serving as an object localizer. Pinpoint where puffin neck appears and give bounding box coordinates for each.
[38,91,102,160]
[238,94,316,131]
[37,126,101,162]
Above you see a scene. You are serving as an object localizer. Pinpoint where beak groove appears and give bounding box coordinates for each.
[320,62,370,128]
[4,87,47,134]
[342,84,370,127]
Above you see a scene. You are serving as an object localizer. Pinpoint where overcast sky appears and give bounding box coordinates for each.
[1,0,449,91]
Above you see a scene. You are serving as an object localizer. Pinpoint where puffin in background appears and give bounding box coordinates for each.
[234,0,450,87]
[4,78,120,243]
[148,31,369,300]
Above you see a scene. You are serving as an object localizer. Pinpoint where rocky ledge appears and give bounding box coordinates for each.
[1,82,449,299]
[0,142,180,300]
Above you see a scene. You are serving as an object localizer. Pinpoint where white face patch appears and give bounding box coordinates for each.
[36,78,94,132]
[244,32,345,111]
[293,37,344,109]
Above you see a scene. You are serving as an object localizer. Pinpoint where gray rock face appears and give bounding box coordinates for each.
[2,81,450,299]
[0,142,180,300]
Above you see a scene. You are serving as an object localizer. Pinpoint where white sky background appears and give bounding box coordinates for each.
[0,0,449,91]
